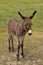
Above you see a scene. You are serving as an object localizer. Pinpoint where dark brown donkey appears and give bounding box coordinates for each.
[8,11,37,61]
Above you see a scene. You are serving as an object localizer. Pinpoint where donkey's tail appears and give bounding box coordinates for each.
[18,11,26,19]
[29,11,37,19]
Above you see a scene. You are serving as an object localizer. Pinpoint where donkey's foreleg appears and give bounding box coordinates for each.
[17,44,20,61]
[17,39,20,61]
[20,36,25,58]
[21,42,25,58]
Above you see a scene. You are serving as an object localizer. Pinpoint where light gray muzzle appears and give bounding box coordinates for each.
[28,30,32,36]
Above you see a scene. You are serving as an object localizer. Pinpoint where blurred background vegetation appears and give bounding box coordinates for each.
[0,0,43,32]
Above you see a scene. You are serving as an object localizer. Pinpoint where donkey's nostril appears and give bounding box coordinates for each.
[29,33,32,36]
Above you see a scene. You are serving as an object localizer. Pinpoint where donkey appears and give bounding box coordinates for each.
[8,10,37,61]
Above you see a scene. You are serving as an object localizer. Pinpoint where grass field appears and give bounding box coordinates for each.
[0,0,43,32]
[0,0,43,65]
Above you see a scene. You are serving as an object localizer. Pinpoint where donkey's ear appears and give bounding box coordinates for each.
[18,11,26,19]
[29,10,37,19]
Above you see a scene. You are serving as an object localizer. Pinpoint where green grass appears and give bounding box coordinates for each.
[0,0,43,32]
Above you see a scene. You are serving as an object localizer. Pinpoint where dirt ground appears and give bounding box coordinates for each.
[0,32,43,65]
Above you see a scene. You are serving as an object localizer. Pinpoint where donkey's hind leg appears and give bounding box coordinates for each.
[8,36,11,51]
[11,35,14,52]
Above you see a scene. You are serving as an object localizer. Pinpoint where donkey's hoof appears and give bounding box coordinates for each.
[12,50,14,52]
[17,55,19,61]
[21,53,25,59]
[12,49,14,52]
[23,55,25,59]
[12,47,14,52]
[8,47,11,52]
[17,57,19,61]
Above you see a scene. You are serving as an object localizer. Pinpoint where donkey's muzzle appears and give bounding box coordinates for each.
[28,30,32,36]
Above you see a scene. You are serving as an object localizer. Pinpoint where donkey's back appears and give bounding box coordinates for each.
[8,18,19,35]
